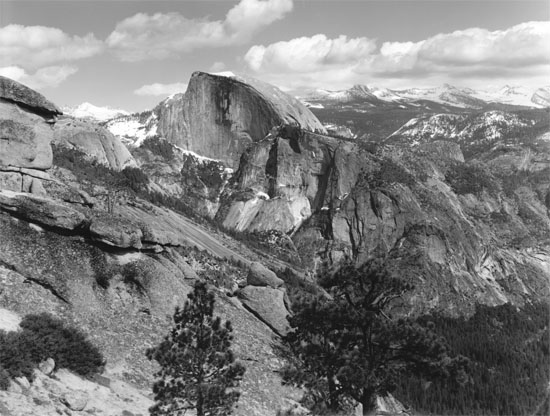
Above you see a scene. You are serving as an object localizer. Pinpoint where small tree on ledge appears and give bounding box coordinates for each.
[146,281,245,416]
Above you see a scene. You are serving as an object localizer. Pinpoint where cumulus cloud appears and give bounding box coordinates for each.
[0,24,103,70]
[134,82,188,96]
[107,0,293,61]
[418,21,550,67]
[246,34,376,72]
[0,65,78,89]
[244,21,550,89]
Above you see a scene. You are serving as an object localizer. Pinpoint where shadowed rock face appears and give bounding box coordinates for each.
[156,72,326,168]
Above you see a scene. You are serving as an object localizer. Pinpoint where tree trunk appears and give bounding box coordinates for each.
[197,386,204,416]
[361,390,376,416]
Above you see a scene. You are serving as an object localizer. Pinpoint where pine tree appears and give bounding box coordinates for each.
[284,260,469,415]
[146,281,246,416]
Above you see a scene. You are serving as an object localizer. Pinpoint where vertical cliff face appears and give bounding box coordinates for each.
[156,72,326,168]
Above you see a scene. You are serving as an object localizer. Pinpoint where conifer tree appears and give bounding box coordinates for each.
[284,260,469,415]
[147,281,245,416]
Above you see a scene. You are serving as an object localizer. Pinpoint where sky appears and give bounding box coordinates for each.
[1,0,549,112]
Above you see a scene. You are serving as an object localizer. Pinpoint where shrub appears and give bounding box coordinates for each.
[446,162,496,196]
[365,158,416,188]
[121,166,149,192]
[0,365,10,390]
[0,330,37,380]
[52,144,149,195]
[18,313,105,376]
[141,137,175,160]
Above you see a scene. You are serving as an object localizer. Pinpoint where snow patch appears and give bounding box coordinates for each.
[175,146,222,164]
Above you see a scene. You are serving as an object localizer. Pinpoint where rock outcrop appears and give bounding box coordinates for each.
[0,367,153,416]
[0,76,61,118]
[53,117,136,170]
[0,76,60,196]
[217,118,550,315]
[247,262,284,288]
[155,72,326,168]
[238,285,290,336]
[218,125,362,234]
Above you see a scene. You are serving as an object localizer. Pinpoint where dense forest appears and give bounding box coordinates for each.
[395,302,550,415]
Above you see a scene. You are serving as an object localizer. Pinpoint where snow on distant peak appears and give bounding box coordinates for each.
[106,112,158,147]
[471,85,540,108]
[210,71,236,78]
[65,102,130,122]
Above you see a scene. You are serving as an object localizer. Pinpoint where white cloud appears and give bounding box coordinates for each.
[134,82,188,96]
[0,24,103,70]
[209,61,227,72]
[0,65,78,89]
[418,21,550,67]
[245,34,376,73]
[244,21,550,90]
[107,0,293,61]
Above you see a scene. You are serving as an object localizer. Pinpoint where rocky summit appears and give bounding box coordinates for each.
[0,72,549,416]
[108,71,326,169]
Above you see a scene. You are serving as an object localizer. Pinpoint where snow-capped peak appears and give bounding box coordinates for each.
[64,102,130,122]
[210,71,236,78]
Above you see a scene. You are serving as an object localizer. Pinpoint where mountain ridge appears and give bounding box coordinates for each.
[297,83,550,109]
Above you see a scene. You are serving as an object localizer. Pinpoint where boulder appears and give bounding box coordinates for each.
[7,379,23,394]
[38,358,55,376]
[0,190,86,230]
[238,286,290,336]
[0,76,61,117]
[61,390,89,411]
[114,257,194,317]
[247,262,284,288]
[14,376,31,390]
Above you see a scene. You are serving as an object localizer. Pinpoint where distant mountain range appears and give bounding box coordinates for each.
[64,83,550,127]
[62,102,130,122]
[298,84,550,110]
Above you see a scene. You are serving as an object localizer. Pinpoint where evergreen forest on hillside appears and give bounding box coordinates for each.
[395,302,550,416]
